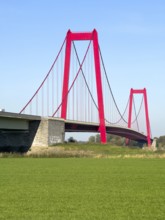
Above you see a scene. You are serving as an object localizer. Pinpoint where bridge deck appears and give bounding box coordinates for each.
[0,112,151,143]
[65,120,151,143]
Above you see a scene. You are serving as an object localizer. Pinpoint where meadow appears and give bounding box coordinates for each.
[0,157,165,219]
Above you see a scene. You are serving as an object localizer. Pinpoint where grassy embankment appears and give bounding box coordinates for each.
[1,143,163,158]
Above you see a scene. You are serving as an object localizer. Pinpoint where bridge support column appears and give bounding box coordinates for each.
[32,118,65,147]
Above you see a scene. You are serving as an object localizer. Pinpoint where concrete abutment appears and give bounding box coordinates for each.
[32,118,65,147]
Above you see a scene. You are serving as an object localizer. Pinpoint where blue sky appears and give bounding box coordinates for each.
[0,0,165,138]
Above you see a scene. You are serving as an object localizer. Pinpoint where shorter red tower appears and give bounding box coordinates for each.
[127,88,151,146]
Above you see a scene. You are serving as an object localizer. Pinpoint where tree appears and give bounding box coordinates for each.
[157,136,165,148]
[95,134,100,143]
[68,137,77,143]
[88,136,95,143]
[88,134,100,143]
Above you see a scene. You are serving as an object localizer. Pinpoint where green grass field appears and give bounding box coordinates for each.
[0,158,165,219]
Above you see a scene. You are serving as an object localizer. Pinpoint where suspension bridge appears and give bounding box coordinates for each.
[0,29,152,150]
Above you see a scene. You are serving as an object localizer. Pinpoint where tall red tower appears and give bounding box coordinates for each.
[61,30,106,143]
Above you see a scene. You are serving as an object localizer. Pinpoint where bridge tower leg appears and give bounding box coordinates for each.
[127,88,151,147]
[61,29,106,143]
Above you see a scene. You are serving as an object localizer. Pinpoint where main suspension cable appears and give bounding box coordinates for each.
[72,42,99,111]
[52,40,92,117]
[20,36,67,114]
[105,97,130,125]
[99,45,128,123]
[131,96,143,124]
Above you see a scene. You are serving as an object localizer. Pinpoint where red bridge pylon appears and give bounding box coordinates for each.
[127,88,151,146]
[61,29,107,143]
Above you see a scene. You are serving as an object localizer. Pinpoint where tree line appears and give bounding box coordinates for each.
[67,134,165,148]
[156,135,165,148]
[88,134,165,148]
[88,134,139,146]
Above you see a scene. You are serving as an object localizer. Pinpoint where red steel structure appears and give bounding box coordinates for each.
[127,88,151,146]
[61,29,107,143]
